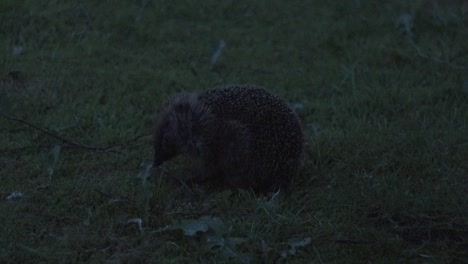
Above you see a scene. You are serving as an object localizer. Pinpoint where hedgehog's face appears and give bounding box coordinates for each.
[153,117,181,167]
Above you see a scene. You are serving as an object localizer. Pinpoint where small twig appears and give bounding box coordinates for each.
[332,239,372,245]
[315,235,374,245]
[1,112,115,151]
[110,133,152,148]
[94,189,136,204]
[209,40,226,70]
[126,133,152,144]
[165,211,254,218]
[1,112,145,162]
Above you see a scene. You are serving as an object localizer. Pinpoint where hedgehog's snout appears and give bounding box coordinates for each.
[153,159,162,168]
[153,150,166,167]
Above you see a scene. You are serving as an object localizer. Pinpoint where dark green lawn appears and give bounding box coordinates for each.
[1,1,467,263]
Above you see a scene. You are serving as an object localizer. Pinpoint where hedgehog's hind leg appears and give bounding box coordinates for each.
[217,120,252,189]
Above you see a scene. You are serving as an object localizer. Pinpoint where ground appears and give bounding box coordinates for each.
[1,0,467,263]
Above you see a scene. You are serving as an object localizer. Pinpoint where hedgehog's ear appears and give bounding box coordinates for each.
[174,102,190,114]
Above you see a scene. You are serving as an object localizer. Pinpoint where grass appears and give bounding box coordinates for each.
[1,0,467,263]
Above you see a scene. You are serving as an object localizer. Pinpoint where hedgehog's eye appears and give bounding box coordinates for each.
[162,118,170,128]
[162,128,176,146]
[162,131,170,145]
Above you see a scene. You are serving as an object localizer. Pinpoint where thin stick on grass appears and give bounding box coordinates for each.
[94,189,136,204]
[2,112,114,150]
[1,112,143,161]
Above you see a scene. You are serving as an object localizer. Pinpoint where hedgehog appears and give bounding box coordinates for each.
[153,84,304,193]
